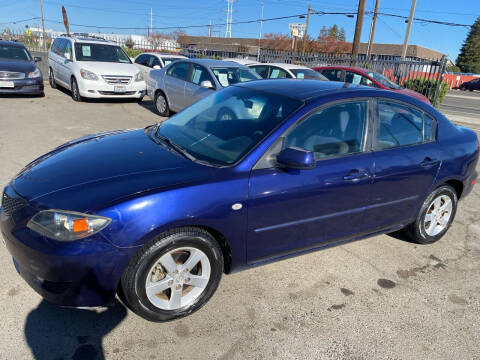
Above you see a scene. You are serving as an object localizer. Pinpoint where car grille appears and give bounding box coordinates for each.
[1,192,26,216]
[101,75,132,85]
[0,71,25,80]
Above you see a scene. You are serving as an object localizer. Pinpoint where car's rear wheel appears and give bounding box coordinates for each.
[460,85,467,91]
[49,68,57,89]
[404,185,457,244]
[121,227,223,322]
[154,91,170,117]
[71,78,82,102]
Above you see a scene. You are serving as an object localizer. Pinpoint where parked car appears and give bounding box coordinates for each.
[134,53,187,78]
[249,63,328,80]
[48,35,146,101]
[314,66,430,103]
[459,78,480,91]
[0,39,44,96]
[147,58,261,116]
[1,80,478,322]
[223,58,260,66]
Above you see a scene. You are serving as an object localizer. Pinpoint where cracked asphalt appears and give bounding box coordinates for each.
[0,87,479,360]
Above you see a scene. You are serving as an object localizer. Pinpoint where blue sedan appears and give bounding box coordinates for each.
[1,80,478,322]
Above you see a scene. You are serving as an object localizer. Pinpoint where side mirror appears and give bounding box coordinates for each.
[34,56,42,62]
[153,65,161,70]
[64,52,71,60]
[200,80,214,89]
[276,147,315,170]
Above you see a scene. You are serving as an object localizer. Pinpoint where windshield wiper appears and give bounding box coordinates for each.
[155,130,197,162]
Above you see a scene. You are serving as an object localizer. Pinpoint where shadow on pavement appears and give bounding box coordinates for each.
[24,299,127,360]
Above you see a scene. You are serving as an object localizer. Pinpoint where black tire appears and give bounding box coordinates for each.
[48,68,57,89]
[154,91,170,117]
[37,91,45,98]
[121,227,223,322]
[217,107,237,121]
[404,185,457,244]
[137,95,145,103]
[460,85,466,91]
[71,77,82,102]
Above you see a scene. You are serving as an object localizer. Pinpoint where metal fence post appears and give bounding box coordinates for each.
[433,55,447,107]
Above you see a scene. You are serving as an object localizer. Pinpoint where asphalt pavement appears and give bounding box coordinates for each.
[0,87,479,360]
[440,90,480,130]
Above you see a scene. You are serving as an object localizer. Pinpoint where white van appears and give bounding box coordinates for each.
[48,35,146,101]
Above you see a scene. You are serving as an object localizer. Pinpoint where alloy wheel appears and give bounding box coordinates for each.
[144,247,211,310]
[156,95,167,114]
[424,195,453,236]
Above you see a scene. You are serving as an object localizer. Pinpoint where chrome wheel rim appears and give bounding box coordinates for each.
[220,112,233,121]
[145,247,211,310]
[72,82,78,98]
[424,195,453,236]
[156,95,167,114]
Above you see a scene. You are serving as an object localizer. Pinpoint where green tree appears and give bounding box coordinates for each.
[456,16,480,73]
[338,27,346,41]
[328,24,339,40]
[318,26,328,40]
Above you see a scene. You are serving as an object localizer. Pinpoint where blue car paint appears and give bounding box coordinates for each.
[1,80,478,307]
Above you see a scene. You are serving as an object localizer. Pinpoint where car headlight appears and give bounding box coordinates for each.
[134,71,144,82]
[80,69,99,81]
[27,210,111,241]
[27,68,41,78]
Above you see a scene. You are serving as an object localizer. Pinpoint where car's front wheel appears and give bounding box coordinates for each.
[71,77,82,102]
[49,68,57,89]
[121,228,223,322]
[154,91,170,117]
[405,185,457,244]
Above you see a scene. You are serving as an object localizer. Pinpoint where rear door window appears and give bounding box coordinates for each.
[321,69,344,81]
[249,65,269,78]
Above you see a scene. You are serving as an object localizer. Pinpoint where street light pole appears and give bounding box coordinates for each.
[301,4,311,55]
[401,0,417,59]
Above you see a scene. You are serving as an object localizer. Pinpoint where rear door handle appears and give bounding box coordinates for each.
[343,169,370,181]
[420,157,438,168]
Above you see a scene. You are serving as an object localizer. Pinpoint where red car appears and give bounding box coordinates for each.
[313,66,430,104]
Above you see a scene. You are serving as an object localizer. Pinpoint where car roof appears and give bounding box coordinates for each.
[149,53,187,58]
[182,58,246,67]
[0,39,25,47]
[259,63,312,70]
[235,79,367,100]
[57,35,115,45]
[224,58,259,65]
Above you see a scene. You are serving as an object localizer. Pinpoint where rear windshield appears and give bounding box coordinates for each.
[0,44,31,61]
[210,67,261,87]
[74,43,131,63]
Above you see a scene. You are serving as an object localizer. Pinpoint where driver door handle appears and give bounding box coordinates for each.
[343,169,371,181]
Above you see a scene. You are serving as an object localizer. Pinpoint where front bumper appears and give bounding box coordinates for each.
[77,79,146,99]
[0,77,44,95]
[0,186,136,307]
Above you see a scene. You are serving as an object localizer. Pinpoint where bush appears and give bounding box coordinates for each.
[122,47,143,59]
[403,77,449,107]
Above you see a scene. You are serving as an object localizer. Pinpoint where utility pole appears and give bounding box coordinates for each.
[351,0,366,58]
[366,0,380,59]
[150,8,153,36]
[401,0,417,59]
[258,1,264,41]
[225,0,233,38]
[301,4,311,55]
[39,0,46,50]
[208,21,212,37]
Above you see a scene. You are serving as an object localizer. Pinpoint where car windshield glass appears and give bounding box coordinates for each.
[156,86,302,166]
[74,43,131,63]
[366,71,401,89]
[162,57,182,66]
[210,67,261,87]
[291,68,327,80]
[0,44,31,61]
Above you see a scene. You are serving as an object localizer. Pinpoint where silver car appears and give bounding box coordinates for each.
[146,58,261,116]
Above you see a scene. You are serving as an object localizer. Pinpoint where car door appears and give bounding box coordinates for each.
[164,61,190,111]
[247,99,374,263]
[50,38,66,85]
[58,39,73,86]
[184,63,216,108]
[365,99,440,231]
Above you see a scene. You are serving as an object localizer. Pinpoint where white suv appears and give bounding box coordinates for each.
[48,35,146,101]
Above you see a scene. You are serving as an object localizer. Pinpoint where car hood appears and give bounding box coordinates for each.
[11,128,211,212]
[395,88,431,104]
[0,59,36,73]
[76,61,140,76]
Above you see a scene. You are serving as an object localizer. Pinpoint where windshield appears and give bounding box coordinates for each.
[291,68,327,80]
[210,67,261,87]
[366,71,401,89]
[74,43,131,63]
[156,86,302,166]
[0,44,31,61]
